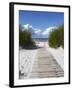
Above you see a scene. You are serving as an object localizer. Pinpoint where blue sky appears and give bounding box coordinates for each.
[19,10,64,30]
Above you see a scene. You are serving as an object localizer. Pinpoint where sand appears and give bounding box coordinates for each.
[19,41,64,79]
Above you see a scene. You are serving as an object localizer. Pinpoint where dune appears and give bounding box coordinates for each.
[19,41,64,79]
[45,42,64,70]
[19,49,37,79]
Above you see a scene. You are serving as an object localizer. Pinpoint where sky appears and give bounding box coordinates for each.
[19,10,64,30]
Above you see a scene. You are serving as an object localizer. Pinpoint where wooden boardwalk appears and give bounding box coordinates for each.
[29,47,64,78]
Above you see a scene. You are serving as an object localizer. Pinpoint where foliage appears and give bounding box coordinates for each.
[48,25,64,48]
[19,25,35,49]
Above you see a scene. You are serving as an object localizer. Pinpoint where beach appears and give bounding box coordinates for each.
[19,41,64,79]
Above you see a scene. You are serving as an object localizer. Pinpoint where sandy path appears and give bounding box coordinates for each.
[29,46,64,78]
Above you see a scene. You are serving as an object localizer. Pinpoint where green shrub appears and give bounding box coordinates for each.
[48,25,64,48]
[19,26,35,49]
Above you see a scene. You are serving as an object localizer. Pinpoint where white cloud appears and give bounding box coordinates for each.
[42,27,57,35]
[34,29,41,34]
[22,24,32,30]
[21,24,57,38]
[22,24,41,34]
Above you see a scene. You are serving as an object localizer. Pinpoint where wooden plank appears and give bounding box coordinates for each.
[30,47,64,78]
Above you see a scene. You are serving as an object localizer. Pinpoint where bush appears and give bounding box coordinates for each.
[19,27,35,49]
[48,25,64,48]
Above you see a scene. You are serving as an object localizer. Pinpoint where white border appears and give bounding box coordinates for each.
[14,4,69,86]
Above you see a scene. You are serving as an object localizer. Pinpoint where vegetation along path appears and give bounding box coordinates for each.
[29,47,64,78]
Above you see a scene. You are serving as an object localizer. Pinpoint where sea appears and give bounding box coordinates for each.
[32,38,48,42]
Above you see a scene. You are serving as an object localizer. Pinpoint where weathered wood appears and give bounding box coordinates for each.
[30,47,64,78]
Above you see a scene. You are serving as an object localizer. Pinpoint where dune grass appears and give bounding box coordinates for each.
[19,25,36,49]
[48,25,64,48]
